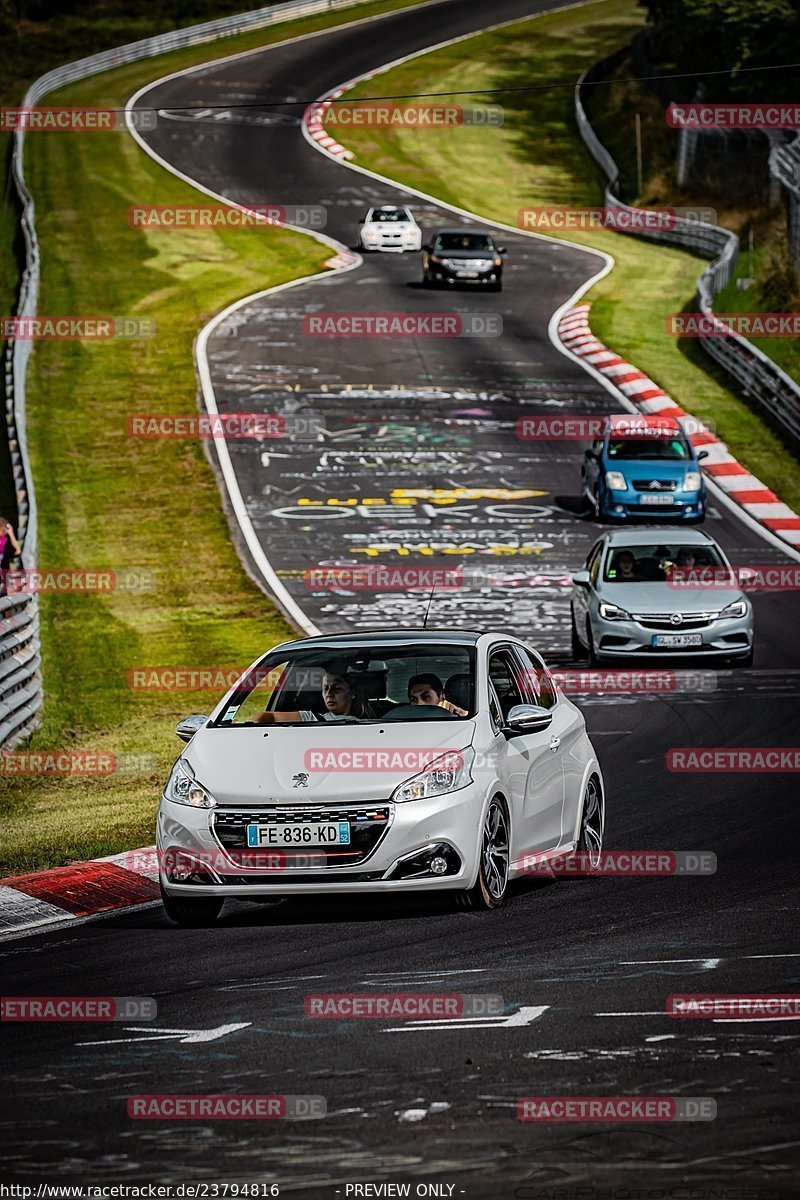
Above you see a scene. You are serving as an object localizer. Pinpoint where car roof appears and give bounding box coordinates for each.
[602,527,717,547]
[272,629,485,653]
[604,413,681,432]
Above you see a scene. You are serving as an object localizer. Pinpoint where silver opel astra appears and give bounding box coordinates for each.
[570,528,754,666]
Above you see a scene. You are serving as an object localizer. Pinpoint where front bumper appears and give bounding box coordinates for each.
[361,234,421,252]
[600,488,706,521]
[589,610,753,659]
[426,265,501,285]
[157,787,483,897]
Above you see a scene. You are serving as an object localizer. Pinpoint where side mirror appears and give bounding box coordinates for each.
[584,448,596,459]
[504,704,553,735]
[697,449,709,461]
[572,569,591,588]
[176,714,208,743]
[421,243,432,252]
[496,246,507,254]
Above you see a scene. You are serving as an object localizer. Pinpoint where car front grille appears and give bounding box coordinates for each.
[212,804,391,870]
[632,479,678,492]
[445,258,486,271]
[631,611,718,629]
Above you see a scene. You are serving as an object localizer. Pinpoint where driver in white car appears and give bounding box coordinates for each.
[255,664,375,723]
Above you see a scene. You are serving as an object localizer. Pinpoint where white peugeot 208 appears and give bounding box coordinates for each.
[157,630,605,925]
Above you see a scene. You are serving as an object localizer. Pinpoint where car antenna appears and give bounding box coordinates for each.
[422,575,438,630]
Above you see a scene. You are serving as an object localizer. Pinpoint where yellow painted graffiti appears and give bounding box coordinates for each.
[392,487,547,501]
[296,488,547,507]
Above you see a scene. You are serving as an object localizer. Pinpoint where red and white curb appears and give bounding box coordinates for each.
[558,304,800,549]
[304,90,356,159]
[0,847,159,937]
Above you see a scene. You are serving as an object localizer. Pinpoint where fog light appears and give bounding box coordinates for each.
[430,856,448,875]
[614,504,625,514]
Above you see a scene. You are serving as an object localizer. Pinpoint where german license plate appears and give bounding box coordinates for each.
[652,633,703,648]
[456,270,479,278]
[246,821,351,848]
[641,494,674,505]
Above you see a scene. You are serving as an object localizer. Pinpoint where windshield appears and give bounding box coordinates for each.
[218,645,476,726]
[434,233,494,253]
[603,543,725,583]
[371,208,410,222]
[607,435,692,460]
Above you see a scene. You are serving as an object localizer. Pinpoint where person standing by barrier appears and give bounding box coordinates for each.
[0,517,21,596]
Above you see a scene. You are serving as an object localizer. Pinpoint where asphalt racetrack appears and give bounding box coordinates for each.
[3,1,799,1194]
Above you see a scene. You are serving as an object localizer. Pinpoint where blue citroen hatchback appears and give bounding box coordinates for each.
[582,414,708,523]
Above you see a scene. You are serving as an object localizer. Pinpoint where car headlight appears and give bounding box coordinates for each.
[599,601,631,620]
[684,471,702,490]
[165,758,216,808]
[364,229,379,239]
[721,599,747,618]
[391,747,474,804]
[605,471,627,490]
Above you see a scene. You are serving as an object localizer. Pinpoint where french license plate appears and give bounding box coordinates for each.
[641,494,674,505]
[246,821,351,848]
[652,633,703,648]
[456,270,479,278]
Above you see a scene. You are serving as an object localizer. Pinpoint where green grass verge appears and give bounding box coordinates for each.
[0,0,432,877]
[0,0,431,532]
[339,0,800,511]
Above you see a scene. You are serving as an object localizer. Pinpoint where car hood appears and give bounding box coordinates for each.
[603,458,696,479]
[184,721,475,805]
[598,581,744,612]
[436,248,496,259]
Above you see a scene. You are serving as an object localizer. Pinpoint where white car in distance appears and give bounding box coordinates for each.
[358,205,422,252]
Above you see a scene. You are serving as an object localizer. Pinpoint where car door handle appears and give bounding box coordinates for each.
[549,736,561,752]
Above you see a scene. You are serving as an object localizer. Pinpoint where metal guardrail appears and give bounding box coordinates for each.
[1,0,376,748]
[575,55,800,449]
[770,134,800,273]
